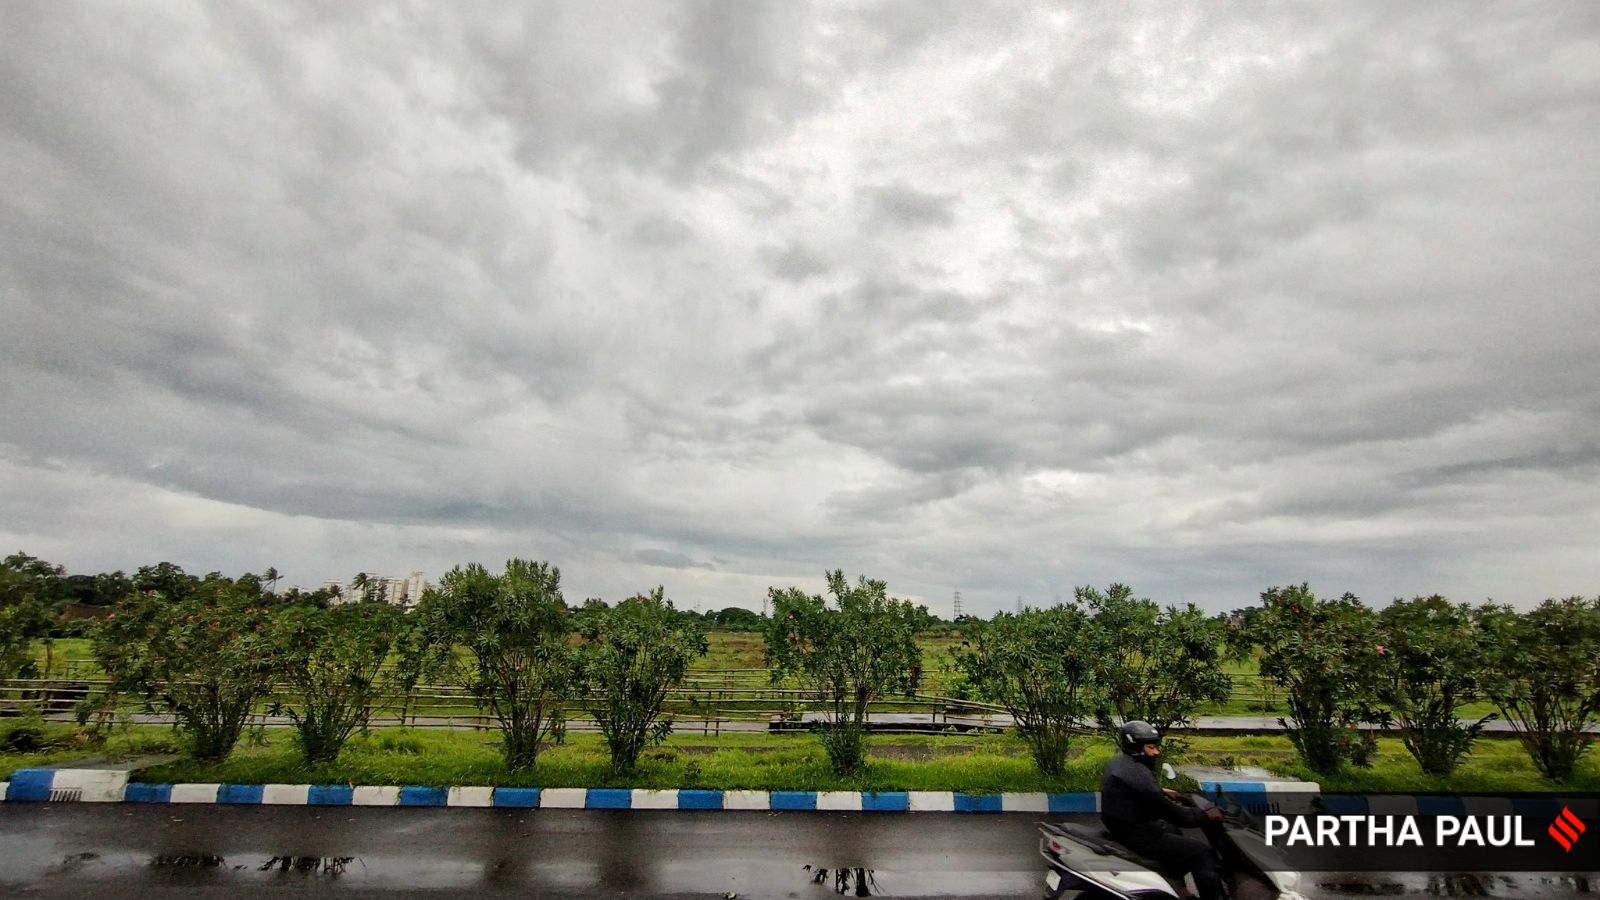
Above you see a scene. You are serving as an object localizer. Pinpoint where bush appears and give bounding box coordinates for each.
[764,571,922,775]
[410,559,574,771]
[1475,597,1600,782]
[577,587,708,772]
[1245,584,1384,774]
[271,603,410,764]
[1374,595,1492,776]
[93,576,276,761]
[1080,583,1231,734]
[952,604,1106,777]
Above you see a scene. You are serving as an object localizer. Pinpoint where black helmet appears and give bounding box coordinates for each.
[1119,720,1161,755]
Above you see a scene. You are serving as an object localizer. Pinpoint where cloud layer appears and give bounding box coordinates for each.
[3,2,1597,613]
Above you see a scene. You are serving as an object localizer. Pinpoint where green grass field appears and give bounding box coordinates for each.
[6,718,1594,793]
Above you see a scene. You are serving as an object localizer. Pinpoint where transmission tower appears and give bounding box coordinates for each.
[952,590,962,621]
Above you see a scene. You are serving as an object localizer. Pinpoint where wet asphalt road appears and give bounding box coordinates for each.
[1,805,1594,899]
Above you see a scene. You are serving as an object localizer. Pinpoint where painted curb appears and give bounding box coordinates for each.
[0,769,1315,812]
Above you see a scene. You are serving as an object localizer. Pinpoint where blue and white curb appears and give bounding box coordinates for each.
[1,769,1311,812]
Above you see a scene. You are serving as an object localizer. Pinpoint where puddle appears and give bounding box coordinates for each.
[149,854,228,869]
[804,865,881,896]
[257,856,361,877]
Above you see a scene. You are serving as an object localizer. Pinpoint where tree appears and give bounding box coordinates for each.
[763,571,922,774]
[1244,584,1384,773]
[1374,595,1493,776]
[1475,597,1600,782]
[952,604,1106,777]
[270,602,409,763]
[1079,583,1232,734]
[131,562,200,602]
[0,565,53,678]
[93,576,276,760]
[410,559,574,770]
[263,567,281,596]
[577,587,708,771]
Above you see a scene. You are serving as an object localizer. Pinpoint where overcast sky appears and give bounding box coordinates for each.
[2,2,1597,616]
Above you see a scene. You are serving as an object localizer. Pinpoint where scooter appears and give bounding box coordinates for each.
[1037,765,1307,900]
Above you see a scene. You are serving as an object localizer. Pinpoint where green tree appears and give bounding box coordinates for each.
[410,559,574,770]
[0,564,53,678]
[1374,595,1493,776]
[763,571,922,774]
[131,561,200,602]
[92,576,276,761]
[952,604,1107,777]
[577,587,708,771]
[1079,583,1231,734]
[270,602,409,763]
[1245,584,1384,773]
[1475,597,1600,782]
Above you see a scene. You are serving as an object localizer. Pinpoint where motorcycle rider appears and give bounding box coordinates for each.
[1101,720,1227,900]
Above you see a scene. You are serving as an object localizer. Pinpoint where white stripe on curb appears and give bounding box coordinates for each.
[169,783,221,804]
[539,788,587,809]
[262,784,310,805]
[632,789,678,810]
[817,791,861,811]
[908,791,955,812]
[448,786,493,807]
[51,770,129,803]
[1002,792,1049,813]
[722,790,769,810]
[352,786,399,806]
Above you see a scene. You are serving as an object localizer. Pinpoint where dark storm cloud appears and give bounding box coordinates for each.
[2,1,1597,613]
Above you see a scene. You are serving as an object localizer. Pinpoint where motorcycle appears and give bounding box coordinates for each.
[1037,764,1306,900]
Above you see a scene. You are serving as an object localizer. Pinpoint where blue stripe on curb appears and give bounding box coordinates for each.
[6,769,53,802]
[586,788,632,809]
[1049,792,1097,813]
[1323,794,1368,815]
[494,787,541,808]
[308,785,354,806]
[862,792,909,812]
[678,789,723,810]
[770,791,817,811]
[399,786,447,807]
[954,793,1002,813]
[1416,795,1465,817]
[219,784,264,805]
[1203,781,1267,795]
[125,783,173,803]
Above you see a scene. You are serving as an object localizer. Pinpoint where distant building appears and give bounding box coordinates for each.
[323,571,429,610]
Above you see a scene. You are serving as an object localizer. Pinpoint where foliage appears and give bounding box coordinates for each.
[409,559,574,770]
[1080,583,1232,734]
[1474,596,1600,782]
[270,602,410,763]
[951,604,1107,777]
[92,575,277,761]
[1374,595,1493,776]
[763,571,922,774]
[1245,584,1384,773]
[576,587,709,771]
[0,555,60,677]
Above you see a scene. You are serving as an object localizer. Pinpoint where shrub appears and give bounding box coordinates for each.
[410,559,574,770]
[1080,583,1231,734]
[1374,595,1492,776]
[764,571,922,775]
[952,604,1106,777]
[1475,596,1600,782]
[577,587,708,772]
[1245,584,1384,773]
[271,602,410,764]
[92,576,276,761]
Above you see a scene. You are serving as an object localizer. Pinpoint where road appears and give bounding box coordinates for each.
[1,805,1594,899]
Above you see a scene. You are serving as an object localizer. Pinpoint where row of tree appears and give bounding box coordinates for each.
[6,553,1598,782]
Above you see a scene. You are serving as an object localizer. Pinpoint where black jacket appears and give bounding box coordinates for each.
[1099,752,1206,847]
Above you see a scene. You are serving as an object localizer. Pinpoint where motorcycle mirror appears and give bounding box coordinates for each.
[1160,763,1177,781]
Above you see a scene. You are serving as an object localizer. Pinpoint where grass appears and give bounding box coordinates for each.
[0,722,186,779]
[2,726,1576,795]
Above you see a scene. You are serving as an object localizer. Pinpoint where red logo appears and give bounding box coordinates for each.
[1548,807,1586,852]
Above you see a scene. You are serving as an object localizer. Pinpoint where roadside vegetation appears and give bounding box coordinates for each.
[3,552,1597,789]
